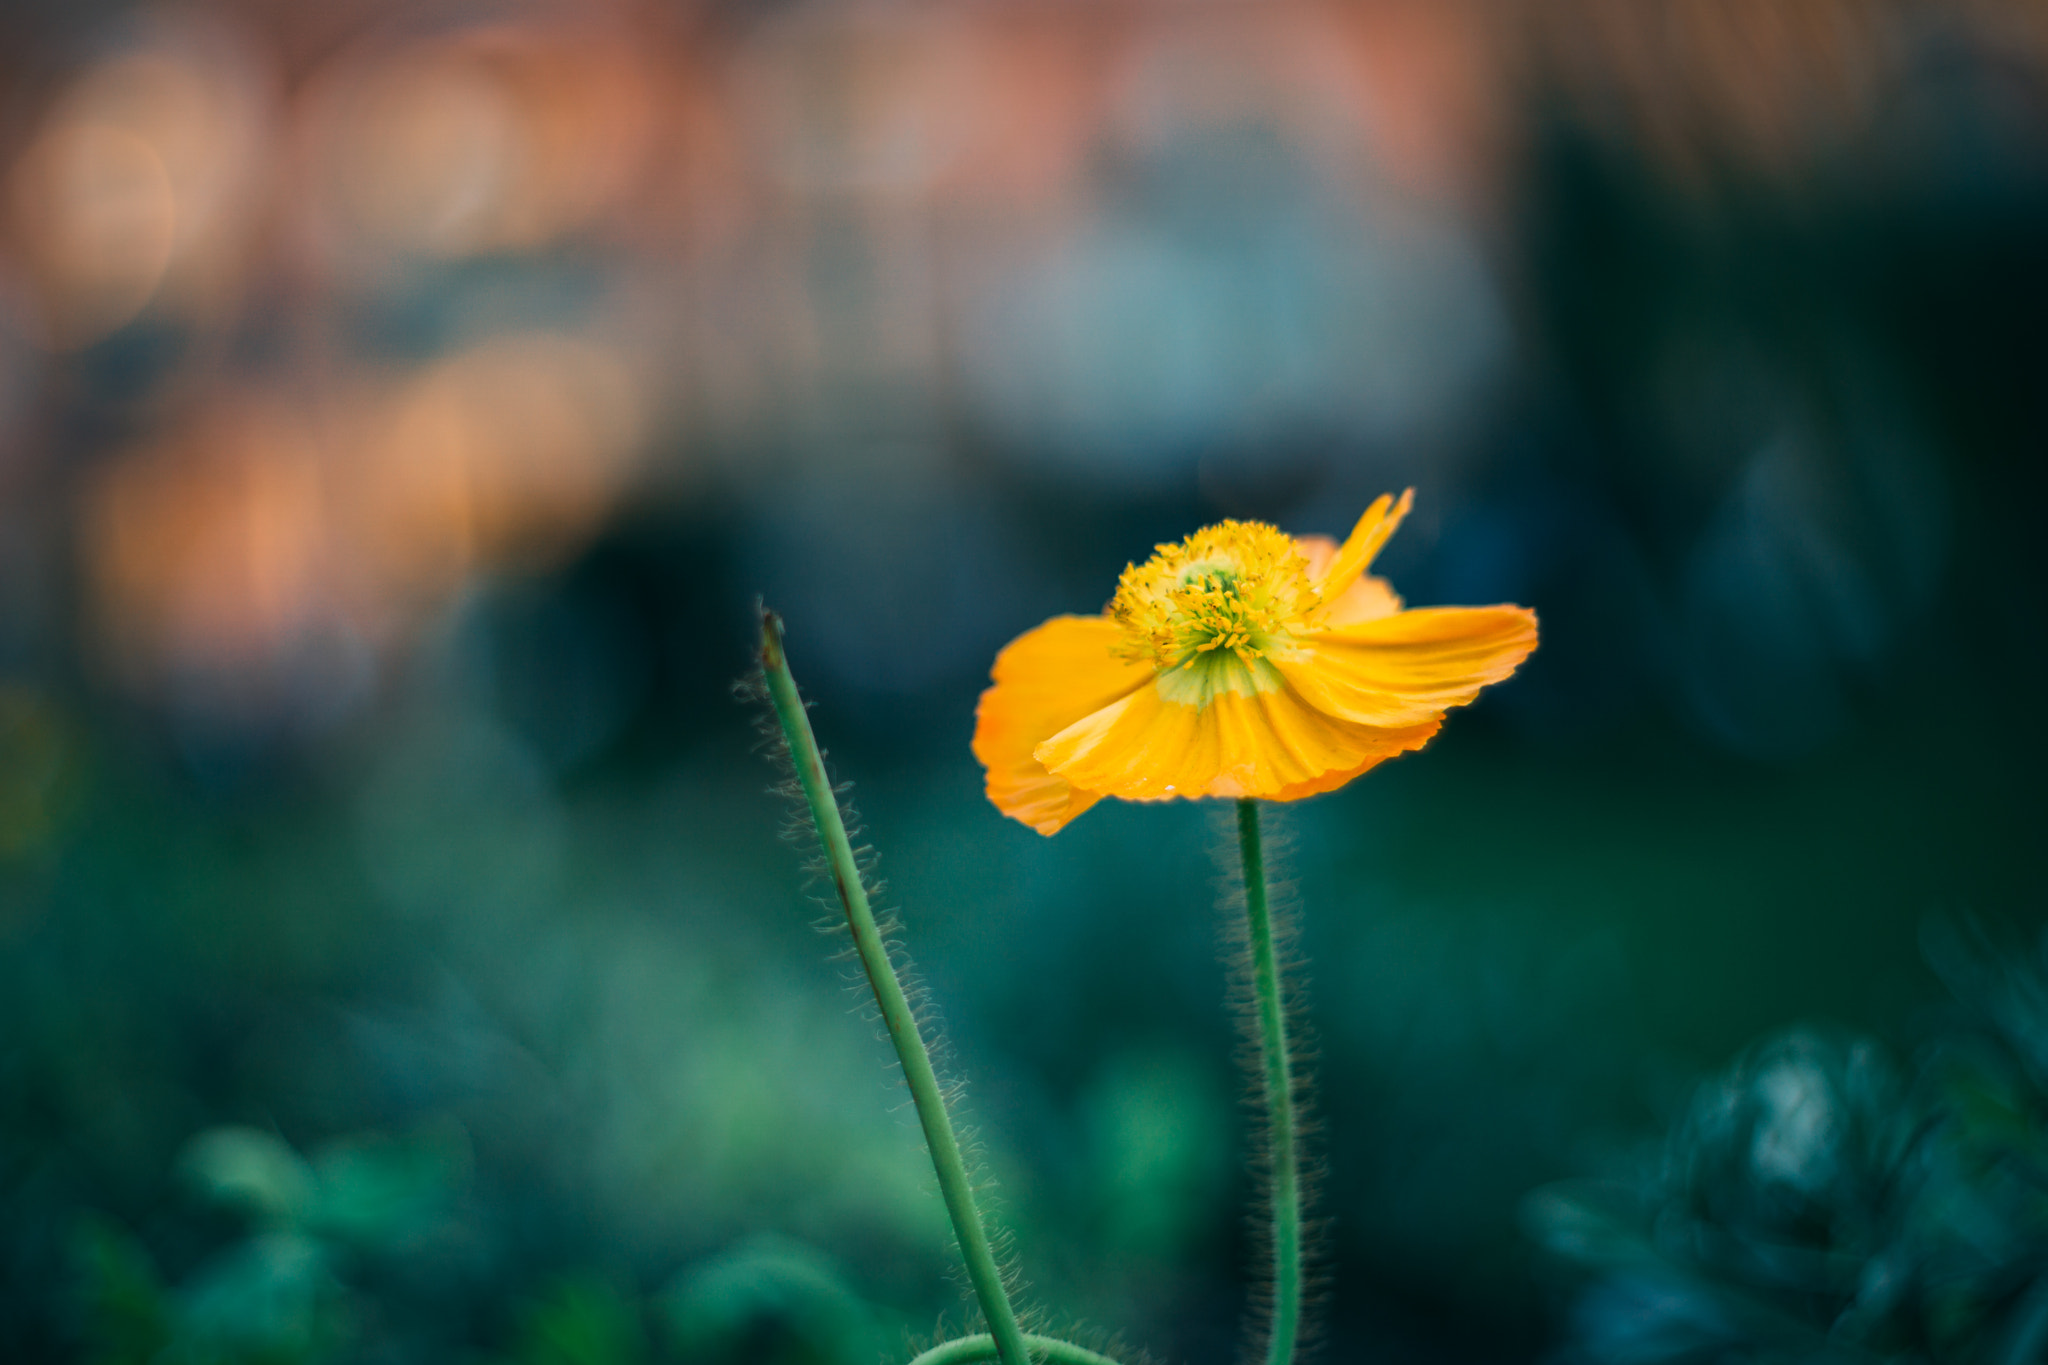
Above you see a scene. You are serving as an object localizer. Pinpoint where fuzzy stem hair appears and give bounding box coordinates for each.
[1235,798,1311,1365]
[753,607,1032,1365]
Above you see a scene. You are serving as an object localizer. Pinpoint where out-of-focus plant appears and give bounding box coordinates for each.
[75,1124,468,1365]
[498,1277,647,1365]
[751,490,1536,1364]
[659,1239,889,1365]
[1527,924,2048,1365]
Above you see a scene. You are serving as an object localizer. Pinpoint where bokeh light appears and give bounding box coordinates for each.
[308,19,656,263]
[8,18,270,346]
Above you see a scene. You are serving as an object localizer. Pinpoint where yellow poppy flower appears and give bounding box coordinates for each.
[973,490,1538,834]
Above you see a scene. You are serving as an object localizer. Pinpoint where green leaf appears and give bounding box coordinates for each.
[660,1239,882,1365]
[180,1128,316,1230]
[73,1216,173,1365]
[507,1277,646,1365]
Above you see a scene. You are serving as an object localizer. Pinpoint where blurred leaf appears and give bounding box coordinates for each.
[1532,1028,1922,1362]
[1534,934,2048,1365]
[1521,1182,1654,1267]
[73,1216,173,1365]
[306,1124,468,1251]
[1566,1273,1745,1365]
[660,1239,883,1365]
[506,1277,646,1365]
[1082,1046,1230,1258]
[181,1128,317,1230]
[176,1229,346,1365]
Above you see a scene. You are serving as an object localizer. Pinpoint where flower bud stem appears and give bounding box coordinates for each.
[1238,797,1301,1365]
[758,609,1030,1365]
[908,1334,1125,1365]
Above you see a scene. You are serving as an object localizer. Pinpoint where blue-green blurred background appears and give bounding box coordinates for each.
[2,2,2047,1362]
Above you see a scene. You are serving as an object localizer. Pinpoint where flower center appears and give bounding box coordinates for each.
[1110,521,1313,691]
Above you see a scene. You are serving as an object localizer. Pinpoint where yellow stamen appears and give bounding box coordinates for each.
[1109,521,1314,687]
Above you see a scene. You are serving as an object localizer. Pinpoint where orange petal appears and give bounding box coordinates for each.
[1276,605,1538,728]
[1268,735,1438,801]
[1321,574,1405,628]
[1295,533,1340,578]
[1295,533,1404,627]
[1312,488,1413,602]
[972,615,1154,834]
[1035,675,1441,804]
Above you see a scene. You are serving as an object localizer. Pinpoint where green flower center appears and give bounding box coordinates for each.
[1109,521,1312,701]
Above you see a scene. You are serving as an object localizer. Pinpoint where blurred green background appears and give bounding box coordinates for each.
[2,2,2046,1362]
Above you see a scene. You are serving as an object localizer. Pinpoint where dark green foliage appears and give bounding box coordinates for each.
[68,1125,469,1365]
[503,1278,648,1365]
[75,1219,175,1365]
[1529,929,2048,1365]
[660,1240,886,1365]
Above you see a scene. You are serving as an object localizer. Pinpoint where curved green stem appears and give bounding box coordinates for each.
[1238,798,1300,1365]
[908,1334,1129,1365]
[759,609,1031,1365]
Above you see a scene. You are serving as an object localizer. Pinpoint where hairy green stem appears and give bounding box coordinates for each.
[1239,798,1301,1365]
[758,609,1031,1365]
[907,1335,1127,1365]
